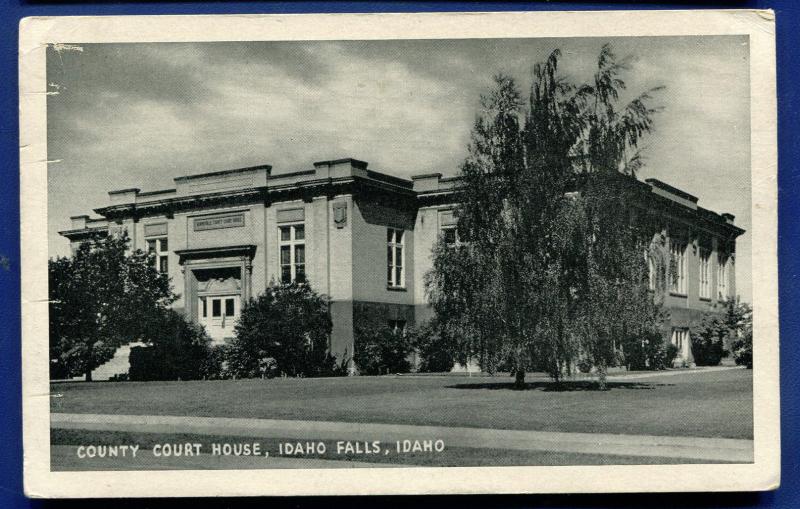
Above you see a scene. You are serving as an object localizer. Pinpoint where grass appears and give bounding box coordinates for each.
[51,429,716,470]
[50,368,753,439]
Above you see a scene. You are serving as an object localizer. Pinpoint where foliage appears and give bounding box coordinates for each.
[690,313,727,366]
[425,44,663,389]
[622,328,678,371]
[722,298,753,369]
[410,321,456,373]
[228,282,333,378]
[128,309,215,381]
[353,319,413,375]
[732,329,753,369]
[664,343,680,369]
[49,232,176,380]
[199,344,229,380]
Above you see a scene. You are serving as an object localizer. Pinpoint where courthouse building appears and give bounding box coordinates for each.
[61,158,744,373]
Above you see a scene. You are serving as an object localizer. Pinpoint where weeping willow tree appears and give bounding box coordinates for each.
[426,44,664,389]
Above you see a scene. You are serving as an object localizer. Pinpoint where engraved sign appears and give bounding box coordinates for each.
[194,213,245,231]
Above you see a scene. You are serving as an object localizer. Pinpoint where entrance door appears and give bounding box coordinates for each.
[198,295,240,344]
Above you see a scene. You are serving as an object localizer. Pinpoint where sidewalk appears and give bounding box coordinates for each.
[51,412,753,463]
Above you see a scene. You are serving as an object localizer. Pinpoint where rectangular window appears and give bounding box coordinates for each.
[387,228,405,288]
[717,256,728,300]
[669,240,687,295]
[225,298,235,317]
[201,297,207,318]
[442,226,458,246]
[699,248,711,299]
[388,319,406,336]
[279,224,306,284]
[147,237,169,273]
[212,299,221,318]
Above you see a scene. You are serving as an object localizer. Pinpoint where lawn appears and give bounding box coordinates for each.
[50,368,753,439]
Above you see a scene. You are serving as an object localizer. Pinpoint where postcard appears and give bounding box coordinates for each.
[19,9,778,497]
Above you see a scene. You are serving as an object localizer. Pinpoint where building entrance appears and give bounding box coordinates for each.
[199,294,240,344]
[194,266,242,344]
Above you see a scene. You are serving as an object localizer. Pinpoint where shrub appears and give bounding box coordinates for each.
[411,322,455,373]
[354,321,413,375]
[199,344,227,380]
[129,309,213,381]
[731,328,753,369]
[228,282,333,378]
[663,343,680,369]
[623,330,673,370]
[690,313,727,366]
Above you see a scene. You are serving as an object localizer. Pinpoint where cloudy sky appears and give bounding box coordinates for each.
[46,36,751,301]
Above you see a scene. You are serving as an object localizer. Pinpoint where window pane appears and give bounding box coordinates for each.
[444,229,456,245]
[147,239,156,253]
[296,264,306,282]
[280,245,291,265]
[397,230,404,243]
[212,299,221,317]
[395,267,402,286]
[294,225,305,240]
[295,245,305,264]
[225,298,235,316]
[395,247,403,267]
[387,265,393,285]
[160,238,168,252]
[387,229,394,243]
[201,297,207,318]
[159,256,168,273]
[280,226,290,241]
[387,246,393,265]
[281,266,291,284]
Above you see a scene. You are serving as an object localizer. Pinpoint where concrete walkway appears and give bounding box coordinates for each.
[602,365,745,381]
[51,412,753,463]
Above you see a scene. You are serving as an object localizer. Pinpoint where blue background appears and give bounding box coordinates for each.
[0,1,796,507]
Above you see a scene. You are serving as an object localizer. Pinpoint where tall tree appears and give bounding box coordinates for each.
[49,232,176,380]
[426,44,663,389]
[571,44,664,388]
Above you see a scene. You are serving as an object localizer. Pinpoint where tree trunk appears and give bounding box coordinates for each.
[85,369,93,382]
[597,362,607,391]
[514,367,525,390]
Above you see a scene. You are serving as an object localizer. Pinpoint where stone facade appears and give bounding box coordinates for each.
[61,158,744,370]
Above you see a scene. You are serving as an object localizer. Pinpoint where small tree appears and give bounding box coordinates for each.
[720,298,753,368]
[690,313,727,366]
[230,282,332,378]
[731,328,753,369]
[49,232,176,380]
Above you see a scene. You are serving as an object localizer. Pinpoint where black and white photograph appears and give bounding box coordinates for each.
[19,10,779,497]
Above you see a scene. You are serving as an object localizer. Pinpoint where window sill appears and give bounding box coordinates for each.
[386,286,407,292]
[669,292,688,298]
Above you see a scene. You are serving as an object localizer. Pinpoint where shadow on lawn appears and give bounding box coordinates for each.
[446,380,673,392]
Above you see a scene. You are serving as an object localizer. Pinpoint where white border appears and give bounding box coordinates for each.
[20,10,779,498]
